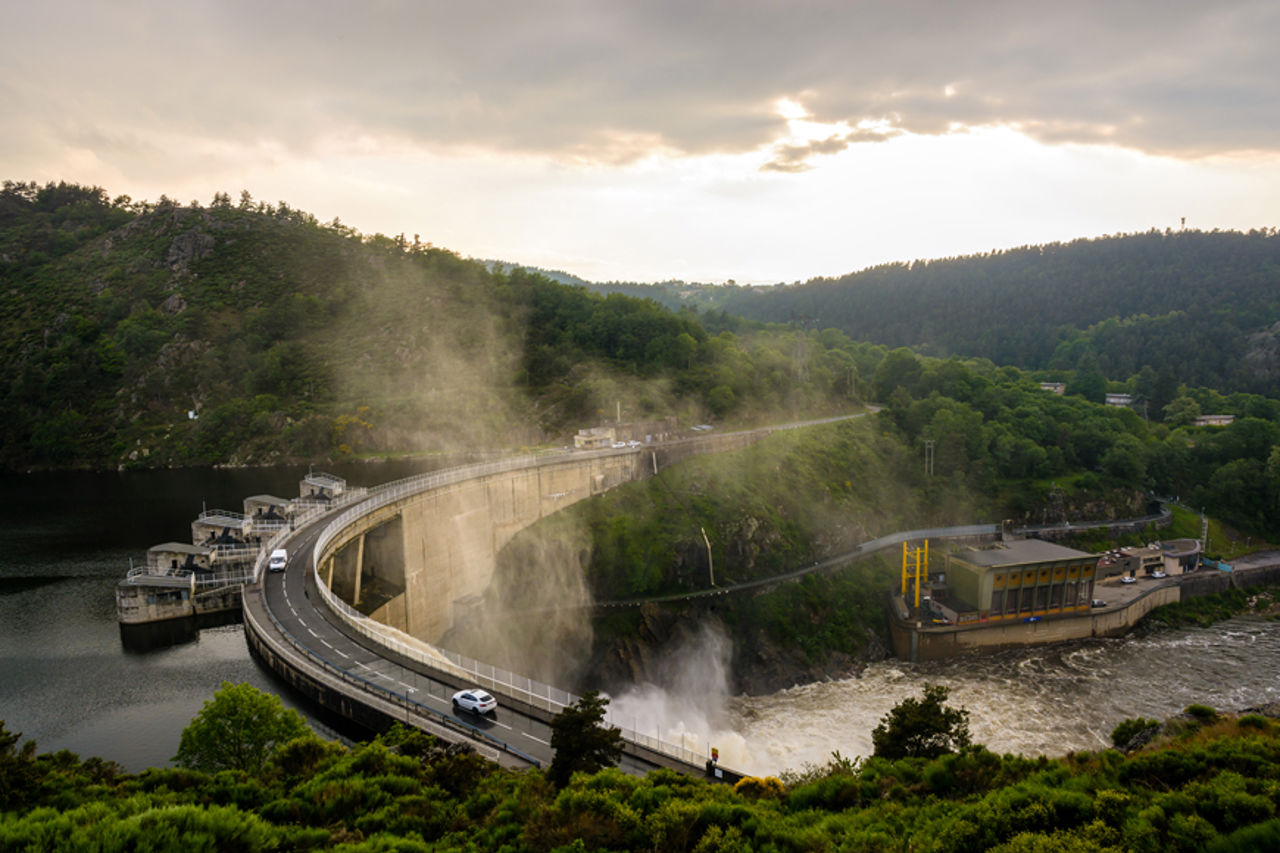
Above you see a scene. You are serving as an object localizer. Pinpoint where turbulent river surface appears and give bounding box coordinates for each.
[2,466,1277,776]
[716,619,1280,775]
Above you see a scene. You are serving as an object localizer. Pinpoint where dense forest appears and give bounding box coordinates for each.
[0,181,857,471]
[572,231,1280,399]
[4,692,1280,852]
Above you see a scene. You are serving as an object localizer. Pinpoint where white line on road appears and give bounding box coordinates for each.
[522,732,550,746]
[297,618,307,628]
[307,628,318,638]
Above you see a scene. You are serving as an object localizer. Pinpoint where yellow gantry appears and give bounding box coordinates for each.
[901,540,930,609]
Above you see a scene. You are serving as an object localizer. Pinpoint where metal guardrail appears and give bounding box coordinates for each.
[122,565,255,589]
[245,587,541,767]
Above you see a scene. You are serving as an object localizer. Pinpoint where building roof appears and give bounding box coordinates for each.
[245,494,292,505]
[148,542,212,556]
[952,539,1093,568]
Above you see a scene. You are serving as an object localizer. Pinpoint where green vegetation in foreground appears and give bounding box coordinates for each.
[5,683,1280,852]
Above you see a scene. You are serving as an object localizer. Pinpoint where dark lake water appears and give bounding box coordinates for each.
[0,460,452,772]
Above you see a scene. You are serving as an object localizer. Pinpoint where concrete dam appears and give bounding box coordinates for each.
[314,432,767,645]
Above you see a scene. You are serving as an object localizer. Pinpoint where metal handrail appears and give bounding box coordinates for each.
[197,508,247,522]
[246,588,540,767]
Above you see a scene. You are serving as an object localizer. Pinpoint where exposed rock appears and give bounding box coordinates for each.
[1245,321,1280,384]
[166,228,215,272]
[160,294,187,315]
[156,339,208,370]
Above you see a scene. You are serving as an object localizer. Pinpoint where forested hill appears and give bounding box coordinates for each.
[694,230,1280,397]
[0,181,862,471]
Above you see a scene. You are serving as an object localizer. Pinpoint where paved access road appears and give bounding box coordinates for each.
[256,511,662,775]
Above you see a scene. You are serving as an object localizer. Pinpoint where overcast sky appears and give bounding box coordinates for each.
[4,1,1278,282]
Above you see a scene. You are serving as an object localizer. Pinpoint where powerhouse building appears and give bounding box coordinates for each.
[946,539,1098,621]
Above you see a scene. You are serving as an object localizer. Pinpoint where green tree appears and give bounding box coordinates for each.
[174,682,309,774]
[548,690,623,789]
[871,684,972,760]
[1164,395,1202,427]
[873,347,923,401]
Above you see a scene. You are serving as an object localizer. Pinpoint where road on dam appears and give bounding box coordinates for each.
[256,508,665,774]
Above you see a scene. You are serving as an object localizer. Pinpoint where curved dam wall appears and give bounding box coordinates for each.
[316,431,769,644]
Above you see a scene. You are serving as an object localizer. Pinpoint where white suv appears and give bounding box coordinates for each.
[451,688,497,716]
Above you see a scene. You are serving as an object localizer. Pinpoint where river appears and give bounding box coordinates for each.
[3,466,1277,777]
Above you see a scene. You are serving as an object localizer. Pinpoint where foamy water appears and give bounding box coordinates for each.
[610,617,1280,776]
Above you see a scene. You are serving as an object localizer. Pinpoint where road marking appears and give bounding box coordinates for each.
[320,639,333,649]
[522,732,550,745]
[492,720,512,730]
[334,650,350,659]
[307,628,318,638]
[297,618,307,628]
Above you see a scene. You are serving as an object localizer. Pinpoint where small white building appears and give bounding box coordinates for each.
[1105,393,1134,407]
[574,426,616,449]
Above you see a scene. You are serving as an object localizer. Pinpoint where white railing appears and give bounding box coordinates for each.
[307,448,714,768]
[197,508,246,522]
[121,565,255,590]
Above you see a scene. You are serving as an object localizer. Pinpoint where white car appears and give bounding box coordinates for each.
[268,548,288,573]
[451,688,497,716]
[1152,571,1168,579]
[1120,575,1137,584]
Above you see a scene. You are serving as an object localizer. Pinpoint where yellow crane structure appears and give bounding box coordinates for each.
[900,540,930,609]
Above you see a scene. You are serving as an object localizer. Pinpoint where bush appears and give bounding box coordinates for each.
[733,776,785,800]
[1238,714,1271,731]
[1186,704,1219,723]
[1111,717,1161,751]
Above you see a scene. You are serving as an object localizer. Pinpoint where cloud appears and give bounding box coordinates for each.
[3,0,1278,179]
[762,127,901,173]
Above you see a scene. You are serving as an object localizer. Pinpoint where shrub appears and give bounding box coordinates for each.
[1238,714,1271,731]
[1186,704,1218,723]
[1111,717,1161,751]
[733,776,785,800]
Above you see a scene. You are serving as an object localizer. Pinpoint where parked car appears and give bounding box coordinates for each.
[1152,571,1168,579]
[1120,575,1137,584]
[451,688,497,716]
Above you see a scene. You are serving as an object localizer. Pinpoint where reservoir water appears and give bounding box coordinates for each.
[0,462,448,772]
[3,466,1277,776]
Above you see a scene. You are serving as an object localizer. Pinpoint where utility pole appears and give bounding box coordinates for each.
[924,440,935,476]
[701,527,715,587]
